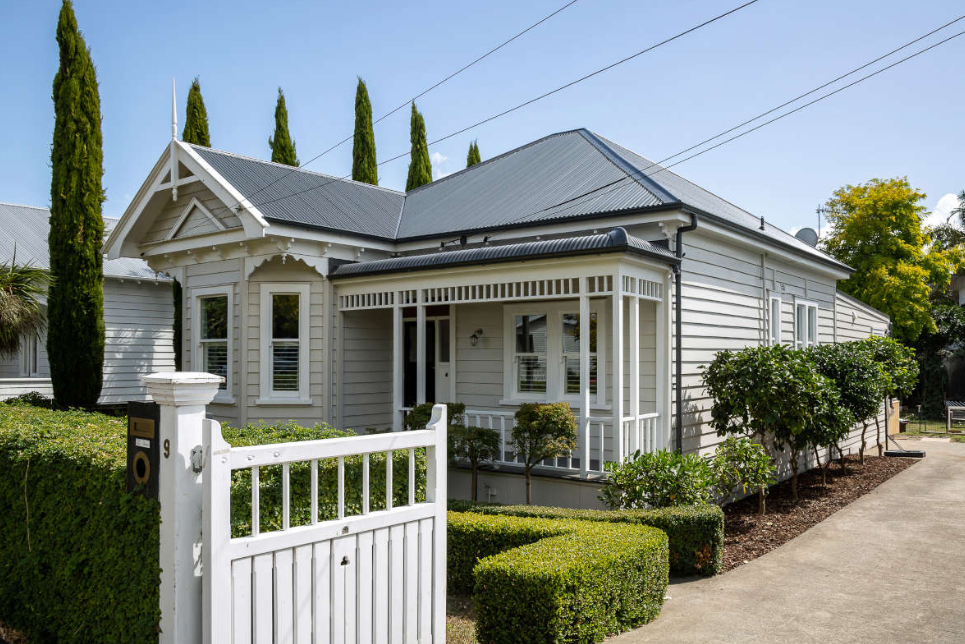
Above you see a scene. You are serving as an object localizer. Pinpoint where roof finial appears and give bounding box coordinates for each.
[171,78,177,141]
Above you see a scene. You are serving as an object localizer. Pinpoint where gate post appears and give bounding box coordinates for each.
[143,372,223,644]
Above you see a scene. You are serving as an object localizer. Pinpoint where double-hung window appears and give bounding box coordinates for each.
[514,314,547,394]
[562,312,597,395]
[20,333,41,377]
[768,296,782,345]
[795,300,819,348]
[259,283,311,404]
[192,285,232,399]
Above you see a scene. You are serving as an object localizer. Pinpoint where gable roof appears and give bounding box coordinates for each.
[151,130,847,272]
[330,227,677,279]
[0,202,165,280]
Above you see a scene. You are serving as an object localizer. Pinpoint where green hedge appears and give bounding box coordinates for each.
[450,512,669,643]
[0,404,421,642]
[449,501,723,576]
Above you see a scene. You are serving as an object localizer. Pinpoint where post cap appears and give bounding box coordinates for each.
[143,371,224,407]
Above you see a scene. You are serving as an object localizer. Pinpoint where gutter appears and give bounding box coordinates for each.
[674,212,698,453]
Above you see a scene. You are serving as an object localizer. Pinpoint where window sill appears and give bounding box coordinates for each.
[499,398,611,411]
[255,397,314,407]
[211,393,236,405]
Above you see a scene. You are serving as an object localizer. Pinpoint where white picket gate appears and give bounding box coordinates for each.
[200,406,447,644]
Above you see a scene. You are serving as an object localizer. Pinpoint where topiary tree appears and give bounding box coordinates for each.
[512,402,577,504]
[709,437,775,514]
[405,102,432,190]
[403,401,465,431]
[48,0,105,408]
[0,255,48,358]
[862,335,918,455]
[352,78,378,185]
[808,341,884,465]
[268,87,298,166]
[449,424,500,502]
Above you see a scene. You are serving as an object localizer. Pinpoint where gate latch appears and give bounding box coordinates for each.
[341,556,350,566]
[191,445,204,473]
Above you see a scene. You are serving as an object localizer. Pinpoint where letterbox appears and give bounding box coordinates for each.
[127,401,160,499]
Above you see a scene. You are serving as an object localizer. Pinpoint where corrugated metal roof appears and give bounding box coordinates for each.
[0,202,165,280]
[330,227,677,279]
[191,145,405,240]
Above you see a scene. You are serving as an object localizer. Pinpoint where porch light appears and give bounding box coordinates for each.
[470,328,483,346]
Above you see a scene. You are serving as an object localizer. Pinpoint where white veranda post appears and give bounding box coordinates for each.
[579,278,590,478]
[417,290,427,405]
[393,303,403,431]
[629,291,640,454]
[612,277,624,465]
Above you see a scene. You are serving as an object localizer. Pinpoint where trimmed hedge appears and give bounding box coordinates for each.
[450,512,669,643]
[449,500,724,576]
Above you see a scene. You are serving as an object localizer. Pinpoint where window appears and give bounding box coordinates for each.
[768,296,782,345]
[192,285,232,400]
[795,301,819,348]
[503,303,605,407]
[259,283,311,404]
[20,333,41,377]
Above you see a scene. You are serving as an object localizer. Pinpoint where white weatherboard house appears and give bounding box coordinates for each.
[0,202,175,405]
[105,129,890,507]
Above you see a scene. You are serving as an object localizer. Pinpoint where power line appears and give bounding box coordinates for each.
[237,0,763,214]
[227,0,582,211]
[502,21,965,226]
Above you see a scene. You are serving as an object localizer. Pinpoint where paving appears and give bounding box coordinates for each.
[613,440,965,644]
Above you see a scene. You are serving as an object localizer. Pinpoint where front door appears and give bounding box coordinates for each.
[403,317,451,407]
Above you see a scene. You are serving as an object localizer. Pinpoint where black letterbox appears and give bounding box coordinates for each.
[127,401,160,499]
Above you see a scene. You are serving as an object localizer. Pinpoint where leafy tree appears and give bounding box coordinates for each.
[48,0,105,408]
[820,178,962,342]
[449,424,500,501]
[268,87,298,167]
[910,307,961,419]
[0,256,48,358]
[600,449,714,510]
[512,402,577,504]
[352,78,378,185]
[709,437,775,514]
[182,77,210,147]
[405,103,432,191]
[861,336,918,454]
[466,140,481,167]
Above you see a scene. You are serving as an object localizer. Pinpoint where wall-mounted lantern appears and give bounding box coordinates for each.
[470,328,483,347]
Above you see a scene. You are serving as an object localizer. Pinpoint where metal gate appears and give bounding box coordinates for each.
[200,406,447,644]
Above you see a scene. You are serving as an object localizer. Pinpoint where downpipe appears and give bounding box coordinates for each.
[674,212,698,454]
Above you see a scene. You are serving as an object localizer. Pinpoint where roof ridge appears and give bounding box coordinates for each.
[579,130,678,204]
[0,201,49,211]
[188,144,407,196]
[402,129,588,195]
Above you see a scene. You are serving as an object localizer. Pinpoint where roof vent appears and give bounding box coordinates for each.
[794,227,819,247]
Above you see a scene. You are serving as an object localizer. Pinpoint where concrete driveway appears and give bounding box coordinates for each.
[614,440,965,644]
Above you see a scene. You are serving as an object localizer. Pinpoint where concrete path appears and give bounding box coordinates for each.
[614,441,965,644]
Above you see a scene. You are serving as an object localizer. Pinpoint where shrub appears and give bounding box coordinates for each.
[449,512,669,643]
[448,423,500,502]
[450,501,723,577]
[403,401,465,430]
[601,449,714,509]
[512,402,577,504]
[2,390,54,408]
[710,437,775,509]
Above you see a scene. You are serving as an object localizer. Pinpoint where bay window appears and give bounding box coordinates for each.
[192,285,232,399]
[259,283,311,404]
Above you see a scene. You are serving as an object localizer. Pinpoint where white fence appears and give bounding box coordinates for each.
[144,373,447,644]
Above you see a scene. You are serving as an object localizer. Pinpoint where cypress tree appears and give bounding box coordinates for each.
[405,103,432,191]
[466,140,481,167]
[182,77,210,146]
[352,78,378,185]
[48,0,105,408]
[268,87,298,166]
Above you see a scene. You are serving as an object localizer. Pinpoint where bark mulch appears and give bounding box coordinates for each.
[722,453,917,572]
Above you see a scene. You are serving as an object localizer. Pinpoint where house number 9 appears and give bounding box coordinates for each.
[163,439,170,458]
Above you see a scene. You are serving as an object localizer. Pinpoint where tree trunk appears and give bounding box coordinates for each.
[758,487,766,515]
[837,443,848,475]
[876,399,885,457]
[471,465,478,502]
[525,467,533,504]
[860,421,868,465]
[790,452,799,502]
[814,446,827,487]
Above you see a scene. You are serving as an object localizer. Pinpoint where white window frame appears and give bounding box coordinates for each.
[501,301,607,409]
[768,295,782,346]
[258,282,311,405]
[795,299,820,349]
[20,332,42,377]
[191,285,233,404]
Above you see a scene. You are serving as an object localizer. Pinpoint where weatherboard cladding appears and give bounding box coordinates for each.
[0,202,162,280]
[187,129,846,271]
[329,228,677,279]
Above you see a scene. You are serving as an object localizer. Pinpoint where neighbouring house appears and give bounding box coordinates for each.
[104,129,889,507]
[0,202,175,405]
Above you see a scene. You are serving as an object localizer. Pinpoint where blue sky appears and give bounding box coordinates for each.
[1,0,962,232]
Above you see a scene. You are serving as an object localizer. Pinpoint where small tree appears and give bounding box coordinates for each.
[466,140,481,167]
[0,256,48,358]
[405,103,432,191]
[449,424,500,502]
[709,437,775,514]
[862,336,918,455]
[512,403,577,504]
[352,78,378,185]
[268,87,298,166]
[403,401,465,430]
[601,449,714,510]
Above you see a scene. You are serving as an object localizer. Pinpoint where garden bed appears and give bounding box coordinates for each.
[722,453,917,571]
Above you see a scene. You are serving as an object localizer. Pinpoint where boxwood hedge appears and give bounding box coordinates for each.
[450,512,669,643]
[449,500,724,576]
[0,402,424,642]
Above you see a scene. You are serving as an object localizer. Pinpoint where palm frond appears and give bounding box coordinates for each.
[0,252,49,359]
